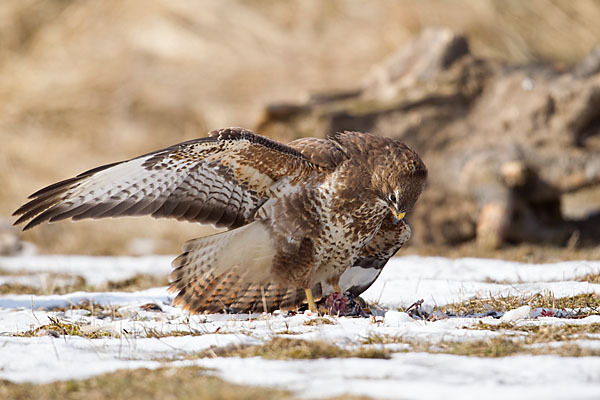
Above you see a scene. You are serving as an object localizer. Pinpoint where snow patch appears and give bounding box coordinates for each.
[1,254,600,399]
[501,305,531,321]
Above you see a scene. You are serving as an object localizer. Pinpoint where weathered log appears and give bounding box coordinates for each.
[257,29,600,249]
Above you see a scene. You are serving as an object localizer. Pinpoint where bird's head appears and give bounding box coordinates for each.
[327,131,427,222]
[371,141,427,223]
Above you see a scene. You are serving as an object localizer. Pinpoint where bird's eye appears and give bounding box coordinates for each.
[389,194,396,203]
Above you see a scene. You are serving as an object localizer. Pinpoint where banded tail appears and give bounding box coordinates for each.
[168,221,305,313]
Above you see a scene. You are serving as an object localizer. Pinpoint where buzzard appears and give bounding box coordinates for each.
[13,128,427,313]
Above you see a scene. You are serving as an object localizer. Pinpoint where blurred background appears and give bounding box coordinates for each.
[1,0,600,258]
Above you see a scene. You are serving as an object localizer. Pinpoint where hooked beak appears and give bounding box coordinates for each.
[389,205,406,224]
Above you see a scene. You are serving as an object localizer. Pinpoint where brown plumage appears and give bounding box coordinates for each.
[336,216,412,298]
[13,127,427,313]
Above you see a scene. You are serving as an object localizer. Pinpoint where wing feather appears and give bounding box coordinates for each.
[13,127,329,230]
[288,137,348,168]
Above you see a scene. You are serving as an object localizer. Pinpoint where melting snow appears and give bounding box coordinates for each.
[1,255,600,399]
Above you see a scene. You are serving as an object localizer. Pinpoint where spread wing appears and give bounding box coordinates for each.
[13,128,327,230]
[339,216,412,297]
[288,136,348,169]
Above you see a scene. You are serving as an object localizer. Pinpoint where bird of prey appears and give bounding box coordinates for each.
[13,128,427,313]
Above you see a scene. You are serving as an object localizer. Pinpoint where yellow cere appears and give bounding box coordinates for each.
[393,210,406,220]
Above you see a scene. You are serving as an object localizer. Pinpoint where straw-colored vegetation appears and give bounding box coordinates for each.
[16,316,114,339]
[0,273,168,295]
[0,365,375,400]
[200,337,390,360]
[360,322,600,358]
[2,0,600,255]
[436,293,600,316]
[0,367,295,400]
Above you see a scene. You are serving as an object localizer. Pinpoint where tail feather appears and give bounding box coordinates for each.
[169,221,294,313]
[262,283,281,311]
[280,288,302,309]
[170,267,311,314]
[221,280,249,311]
[168,220,325,313]
[231,284,262,313]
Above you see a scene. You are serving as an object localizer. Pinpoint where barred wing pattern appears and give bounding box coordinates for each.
[14,127,426,314]
[13,128,324,230]
[287,136,348,169]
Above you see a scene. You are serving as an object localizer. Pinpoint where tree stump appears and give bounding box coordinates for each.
[257,29,600,249]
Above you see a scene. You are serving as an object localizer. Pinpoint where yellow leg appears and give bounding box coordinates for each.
[333,284,342,294]
[304,288,317,312]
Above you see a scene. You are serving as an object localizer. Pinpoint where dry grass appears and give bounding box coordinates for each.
[362,321,600,358]
[0,366,294,400]
[304,317,336,326]
[405,242,600,263]
[436,293,600,317]
[0,273,168,296]
[140,326,215,339]
[0,274,85,295]
[40,300,125,319]
[16,316,114,339]
[422,338,600,358]
[363,296,600,358]
[361,334,410,346]
[436,325,600,358]
[206,337,390,360]
[469,321,600,339]
[13,313,226,339]
[0,282,46,295]
[2,0,600,255]
[105,274,169,292]
[427,338,524,358]
[0,365,375,400]
[13,314,215,339]
[578,273,600,284]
